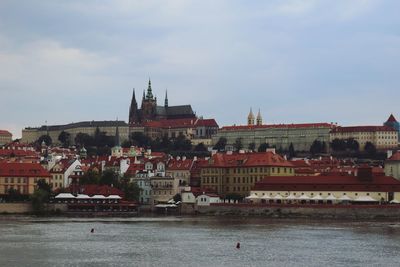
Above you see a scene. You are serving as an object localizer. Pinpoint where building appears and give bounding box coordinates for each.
[129,80,218,141]
[166,157,194,186]
[150,175,180,205]
[200,151,294,198]
[0,162,51,195]
[0,130,12,145]
[143,118,218,141]
[22,120,129,145]
[129,80,196,126]
[250,167,400,203]
[384,114,400,141]
[213,111,334,152]
[385,151,400,180]
[330,126,398,151]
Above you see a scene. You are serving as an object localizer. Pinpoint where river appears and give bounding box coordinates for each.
[0,216,400,266]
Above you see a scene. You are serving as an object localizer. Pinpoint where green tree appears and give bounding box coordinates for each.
[258,143,270,152]
[36,179,52,195]
[75,132,94,147]
[364,142,377,156]
[288,143,296,159]
[130,132,151,148]
[346,138,359,152]
[330,138,346,151]
[7,188,22,202]
[31,189,49,215]
[234,138,243,151]
[58,131,70,147]
[194,142,208,152]
[248,142,256,151]
[79,170,100,185]
[99,169,119,186]
[37,135,52,146]
[172,134,192,151]
[119,177,141,201]
[213,137,227,151]
[310,140,325,156]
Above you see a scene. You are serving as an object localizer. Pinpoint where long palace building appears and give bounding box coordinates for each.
[21,79,218,144]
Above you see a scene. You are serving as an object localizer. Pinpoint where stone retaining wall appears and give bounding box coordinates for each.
[197,204,400,219]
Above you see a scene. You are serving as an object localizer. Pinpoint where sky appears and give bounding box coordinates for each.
[1,0,400,138]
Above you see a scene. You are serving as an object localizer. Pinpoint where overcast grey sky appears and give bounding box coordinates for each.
[1,0,399,138]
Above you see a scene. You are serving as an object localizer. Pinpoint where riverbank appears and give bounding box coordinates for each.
[196,203,400,219]
[2,202,400,219]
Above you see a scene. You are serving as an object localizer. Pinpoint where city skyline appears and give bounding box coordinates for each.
[1,1,400,138]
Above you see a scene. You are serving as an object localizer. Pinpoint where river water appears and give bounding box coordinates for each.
[1,216,400,267]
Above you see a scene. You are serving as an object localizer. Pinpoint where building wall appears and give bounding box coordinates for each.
[0,176,51,195]
[385,161,400,180]
[0,134,12,145]
[330,130,398,151]
[201,166,295,198]
[22,125,129,145]
[250,190,390,202]
[213,126,332,152]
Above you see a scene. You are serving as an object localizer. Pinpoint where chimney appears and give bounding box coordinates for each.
[387,150,393,159]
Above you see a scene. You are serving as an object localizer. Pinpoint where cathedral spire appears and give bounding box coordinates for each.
[146,78,154,99]
[128,88,138,125]
[164,89,168,107]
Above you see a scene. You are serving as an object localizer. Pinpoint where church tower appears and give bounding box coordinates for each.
[141,79,157,122]
[256,109,263,126]
[248,108,255,126]
[129,88,139,125]
[164,90,168,107]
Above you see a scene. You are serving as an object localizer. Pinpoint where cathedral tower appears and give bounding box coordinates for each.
[129,88,139,125]
[248,108,255,126]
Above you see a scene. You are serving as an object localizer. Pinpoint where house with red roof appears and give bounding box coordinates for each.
[251,166,400,204]
[200,151,294,198]
[166,157,194,186]
[385,151,400,181]
[0,162,51,195]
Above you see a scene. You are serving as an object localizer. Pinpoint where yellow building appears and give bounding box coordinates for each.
[200,151,294,198]
[0,130,12,145]
[0,162,51,195]
[330,126,398,151]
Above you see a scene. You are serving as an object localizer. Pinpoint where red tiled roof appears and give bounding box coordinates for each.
[68,184,125,198]
[387,151,400,161]
[0,149,38,158]
[0,162,51,177]
[204,152,293,168]
[196,119,219,128]
[387,114,398,123]
[331,126,395,133]
[143,118,218,129]
[221,123,333,131]
[0,130,12,136]
[253,174,400,192]
[167,158,193,170]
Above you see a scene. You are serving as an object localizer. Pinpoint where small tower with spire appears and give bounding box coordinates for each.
[248,108,255,126]
[164,90,168,107]
[256,109,263,126]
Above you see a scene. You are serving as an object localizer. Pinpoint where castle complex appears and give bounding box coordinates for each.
[129,79,196,125]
